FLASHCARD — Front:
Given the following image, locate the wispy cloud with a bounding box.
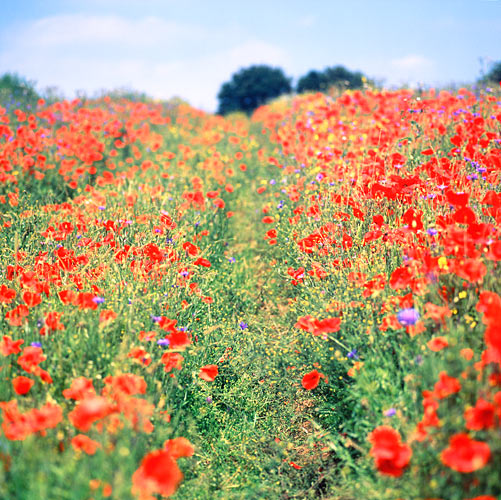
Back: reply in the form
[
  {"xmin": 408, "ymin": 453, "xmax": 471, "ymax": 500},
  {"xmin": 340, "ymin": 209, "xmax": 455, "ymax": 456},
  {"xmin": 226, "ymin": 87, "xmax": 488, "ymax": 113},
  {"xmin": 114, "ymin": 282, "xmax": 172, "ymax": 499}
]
[
  {"xmin": 390, "ymin": 54, "xmax": 433, "ymax": 72},
  {"xmin": 4, "ymin": 14, "xmax": 203, "ymax": 49},
  {"xmin": 0, "ymin": 14, "xmax": 289, "ymax": 111}
]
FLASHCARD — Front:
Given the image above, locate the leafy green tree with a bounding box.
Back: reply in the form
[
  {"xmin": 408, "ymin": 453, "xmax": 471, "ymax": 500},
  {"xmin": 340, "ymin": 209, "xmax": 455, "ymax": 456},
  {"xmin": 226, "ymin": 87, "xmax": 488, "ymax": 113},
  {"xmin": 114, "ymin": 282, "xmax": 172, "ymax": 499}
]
[
  {"xmin": 0, "ymin": 73, "xmax": 40, "ymax": 109},
  {"xmin": 297, "ymin": 65, "xmax": 364, "ymax": 94},
  {"xmin": 480, "ymin": 61, "xmax": 501, "ymax": 85},
  {"xmin": 217, "ymin": 65, "xmax": 292, "ymax": 115}
]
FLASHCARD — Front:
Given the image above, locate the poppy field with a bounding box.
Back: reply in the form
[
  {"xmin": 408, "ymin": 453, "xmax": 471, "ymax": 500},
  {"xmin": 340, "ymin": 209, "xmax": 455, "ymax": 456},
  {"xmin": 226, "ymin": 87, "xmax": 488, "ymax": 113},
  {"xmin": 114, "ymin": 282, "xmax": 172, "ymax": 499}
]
[{"xmin": 0, "ymin": 86, "xmax": 501, "ymax": 500}]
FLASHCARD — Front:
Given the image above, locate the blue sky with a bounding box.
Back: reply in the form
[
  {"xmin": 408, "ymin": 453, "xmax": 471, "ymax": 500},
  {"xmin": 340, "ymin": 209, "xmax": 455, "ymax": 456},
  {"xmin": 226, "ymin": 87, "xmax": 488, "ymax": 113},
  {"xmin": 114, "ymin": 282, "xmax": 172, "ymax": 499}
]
[{"xmin": 1, "ymin": 0, "xmax": 500, "ymax": 111}]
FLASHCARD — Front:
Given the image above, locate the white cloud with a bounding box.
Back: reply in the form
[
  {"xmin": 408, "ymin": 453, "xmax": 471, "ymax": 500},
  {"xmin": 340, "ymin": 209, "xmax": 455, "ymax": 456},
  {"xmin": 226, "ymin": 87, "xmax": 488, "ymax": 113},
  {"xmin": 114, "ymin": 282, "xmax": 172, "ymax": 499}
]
[
  {"xmin": 6, "ymin": 14, "xmax": 202, "ymax": 49},
  {"xmin": 0, "ymin": 14, "xmax": 290, "ymax": 111},
  {"xmin": 390, "ymin": 54, "xmax": 433, "ymax": 72}
]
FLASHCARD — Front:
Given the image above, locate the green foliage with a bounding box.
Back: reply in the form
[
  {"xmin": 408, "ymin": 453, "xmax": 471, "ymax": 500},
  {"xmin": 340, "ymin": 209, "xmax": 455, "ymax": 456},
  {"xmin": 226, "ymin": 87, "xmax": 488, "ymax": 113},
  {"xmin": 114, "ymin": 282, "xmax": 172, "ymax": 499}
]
[
  {"xmin": 217, "ymin": 65, "xmax": 292, "ymax": 115},
  {"xmin": 0, "ymin": 73, "xmax": 40, "ymax": 110},
  {"xmin": 297, "ymin": 65, "xmax": 364, "ymax": 93},
  {"xmin": 480, "ymin": 60, "xmax": 501, "ymax": 85}
]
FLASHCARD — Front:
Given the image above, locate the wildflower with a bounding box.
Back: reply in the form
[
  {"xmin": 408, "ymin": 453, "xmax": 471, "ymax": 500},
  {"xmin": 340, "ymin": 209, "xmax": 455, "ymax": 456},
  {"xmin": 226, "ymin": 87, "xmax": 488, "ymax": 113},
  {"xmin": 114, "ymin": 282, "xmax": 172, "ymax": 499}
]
[
  {"xmin": 397, "ymin": 308, "xmax": 420, "ymax": 326},
  {"xmin": 441, "ymin": 433, "xmax": 490, "ymax": 473},
  {"xmin": 71, "ymin": 434, "xmax": 101, "ymax": 455},
  {"xmin": 132, "ymin": 438, "xmax": 194, "ymax": 500},
  {"xmin": 433, "ymin": 371, "xmax": 461, "ymax": 399},
  {"xmin": 68, "ymin": 396, "xmax": 113, "ymax": 432},
  {"xmin": 302, "ymin": 369, "xmax": 325, "ymax": 390},
  {"xmin": 427, "ymin": 336, "xmax": 449, "ymax": 352},
  {"xmin": 368, "ymin": 426, "xmax": 412, "ymax": 477},
  {"xmin": 12, "ymin": 376, "xmax": 34, "ymax": 395},
  {"xmin": 0, "ymin": 336, "xmax": 24, "ymax": 356},
  {"xmin": 464, "ymin": 398, "xmax": 495, "ymax": 430},
  {"xmin": 199, "ymin": 365, "xmax": 218, "ymax": 382}
]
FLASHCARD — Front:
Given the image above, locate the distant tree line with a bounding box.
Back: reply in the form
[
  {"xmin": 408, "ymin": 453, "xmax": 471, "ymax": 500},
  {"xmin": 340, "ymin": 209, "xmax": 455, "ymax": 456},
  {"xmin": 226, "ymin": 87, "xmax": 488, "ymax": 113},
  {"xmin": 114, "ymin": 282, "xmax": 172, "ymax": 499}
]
[
  {"xmin": 217, "ymin": 64, "xmax": 367, "ymax": 115},
  {"xmin": 0, "ymin": 73, "xmax": 41, "ymax": 110},
  {"xmin": 217, "ymin": 59, "xmax": 501, "ymax": 116},
  {"xmin": 480, "ymin": 61, "xmax": 501, "ymax": 86},
  {"xmin": 1, "ymin": 58, "xmax": 500, "ymax": 118}
]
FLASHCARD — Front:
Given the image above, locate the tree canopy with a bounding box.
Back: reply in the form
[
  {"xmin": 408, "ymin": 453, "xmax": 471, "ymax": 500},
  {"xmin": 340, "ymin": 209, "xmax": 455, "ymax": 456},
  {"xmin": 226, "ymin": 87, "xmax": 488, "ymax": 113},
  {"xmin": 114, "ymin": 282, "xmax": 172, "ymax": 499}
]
[
  {"xmin": 0, "ymin": 73, "xmax": 40, "ymax": 109},
  {"xmin": 480, "ymin": 61, "xmax": 501, "ymax": 85},
  {"xmin": 296, "ymin": 65, "xmax": 364, "ymax": 94},
  {"xmin": 217, "ymin": 65, "xmax": 292, "ymax": 115}
]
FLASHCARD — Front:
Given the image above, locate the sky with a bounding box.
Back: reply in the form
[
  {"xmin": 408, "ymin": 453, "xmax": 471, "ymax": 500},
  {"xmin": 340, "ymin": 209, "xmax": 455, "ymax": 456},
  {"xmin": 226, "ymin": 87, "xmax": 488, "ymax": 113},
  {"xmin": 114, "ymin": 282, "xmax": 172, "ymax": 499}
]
[{"xmin": 0, "ymin": 0, "xmax": 500, "ymax": 112}]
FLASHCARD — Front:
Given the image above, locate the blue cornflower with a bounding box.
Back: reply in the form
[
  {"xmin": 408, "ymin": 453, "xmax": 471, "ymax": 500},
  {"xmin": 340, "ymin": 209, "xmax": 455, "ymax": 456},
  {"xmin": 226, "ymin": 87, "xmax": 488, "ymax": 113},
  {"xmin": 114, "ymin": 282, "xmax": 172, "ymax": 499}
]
[
  {"xmin": 347, "ymin": 349, "xmax": 359, "ymax": 359},
  {"xmin": 397, "ymin": 308, "xmax": 420, "ymax": 326}
]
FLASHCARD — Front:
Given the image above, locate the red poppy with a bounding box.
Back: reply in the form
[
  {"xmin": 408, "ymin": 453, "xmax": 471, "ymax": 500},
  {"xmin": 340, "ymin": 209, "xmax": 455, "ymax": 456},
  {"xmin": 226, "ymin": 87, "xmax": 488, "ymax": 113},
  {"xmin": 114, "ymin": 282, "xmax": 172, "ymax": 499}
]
[
  {"xmin": 464, "ymin": 398, "xmax": 495, "ymax": 430},
  {"xmin": 0, "ymin": 284, "xmax": 16, "ymax": 304},
  {"xmin": 63, "ymin": 377, "xmax": 96, "ymax": 400},
  {"xmin": 295, "ymin": 315, "xmax": 341, "ymax": 335},
  {"xmin": 427, "ymin": 336, "xmax": 449, "ymax": 352},
  {"xmin": 71, "ymin": 434, "xmax": 101, "ymax": 455},
  {"xmin": 131, "ymin": 438, "xmax": 194, "ymax": 499},
  {"xmin": 0, "ymin": 336, "xmax": 24, "ymax": 357},
  {"xmin": 5, "ymin": 304, "xmax": 29, "ymax": 326},
  {"xmin": 302, "ymin": 369, "xmax": 324, "ymax": 390},
  {"xmin": 433, "ymin": 371, "xmax": 461, "ymax": 399},
  {"xmin": 68, "ymin": 396, "xmax": 113, "ymax": 432},
  {"xmin": 17, "ymin": 346, "xmax": 46, "ymax": 374},
  {"xmin": 193, "ymin": 257, "xmax": 211, "ymax": 267},
  {"xmin": 367, "ymin": 426, "xmax": 412, "ymax": 477},
  {"xmin": 161, "ymin": 352, "xmax": 184, "ymax": 372},
  {"xmin": 99, "ymin": 309, "xmax": 117, "ymax": 324},
  {"xmin": 441, "ymin": 433, "xmax": 490, "ymax": 473},
  {"xmin": 182, "ymin": 241, "xmax": 199, "ymax": 257},
  {"xmin": 199, "ymin": 365, "xmax": 218, "ymax": 382},
  {"xmin": 12, "ymin": 376, "xmax": 34, "ymax": 395},
  {"xmin": 22, "ymin": 291, "xmax": 42, "ymax": 308}
]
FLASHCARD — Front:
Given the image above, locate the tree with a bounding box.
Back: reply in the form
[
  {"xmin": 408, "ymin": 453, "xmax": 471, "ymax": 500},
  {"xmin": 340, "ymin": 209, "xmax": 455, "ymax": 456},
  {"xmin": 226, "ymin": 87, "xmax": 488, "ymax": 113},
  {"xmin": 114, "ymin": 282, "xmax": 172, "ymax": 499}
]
[
  {"xmin": 480, "ymin": 61, "xmax": 501, "ymax": 85},
  {"xmin": 217, "ymin": 65, "xmax": 292, "ymax": 115},
  {"xmin": 297, "ymin": 65, "xmax": 364, "ymax": 94},
  {"xmin": 0, "ymin": 73, "xmax": 40, "ymax": 109}
]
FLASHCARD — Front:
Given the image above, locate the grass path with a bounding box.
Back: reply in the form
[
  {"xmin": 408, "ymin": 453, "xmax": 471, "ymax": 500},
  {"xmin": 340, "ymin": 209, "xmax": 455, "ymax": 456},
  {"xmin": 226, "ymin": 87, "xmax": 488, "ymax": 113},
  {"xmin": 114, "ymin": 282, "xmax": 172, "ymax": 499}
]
[{"xmin": 175, "ymin": 170, "xmax": 339, "ymax": 499}]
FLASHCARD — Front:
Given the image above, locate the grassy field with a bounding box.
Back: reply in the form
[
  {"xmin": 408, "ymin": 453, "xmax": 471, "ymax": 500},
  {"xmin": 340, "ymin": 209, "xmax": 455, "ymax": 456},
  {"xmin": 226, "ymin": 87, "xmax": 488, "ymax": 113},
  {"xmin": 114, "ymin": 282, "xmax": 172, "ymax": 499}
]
[{"xmin": 0, "ymin": 87, "xmax": 500, "ymax": 500}]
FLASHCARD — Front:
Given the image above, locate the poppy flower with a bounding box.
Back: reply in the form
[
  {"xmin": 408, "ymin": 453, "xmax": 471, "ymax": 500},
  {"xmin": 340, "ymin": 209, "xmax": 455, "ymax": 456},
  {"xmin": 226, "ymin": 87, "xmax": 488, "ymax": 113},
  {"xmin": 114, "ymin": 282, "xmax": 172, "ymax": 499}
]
[
  {"xmin": 464, "ymin": 497, "xmax": 497, "ymax": 500},
  {"xmin": 0, "ymin": 336, "xmax": 24, "ymax": 357},
  {"xmin": 433, "ymin": 371, "xmax": 461, "ymax": 399},
  {"xmin": 193, "ymin": 257, "xmax": 211, "ymax": 267},
  {"xmin": 302, "ymin": 369, "xmax": 324, "ymax": 390},
  {"xmin": 427, "ymin": 336, "xmax": 449, "ymax": 352},
  {"xmin": 464, "ymin": 398, "xmax": 495, "ymax": 430},
  {"xmin": 12, "ymin": 376, "xmax": 34, "ymax": 395},
  {"xmin": 160, "ymin": 352, "xmax": 184, "ymax": 372},
  {"xmin": 132, "ymin": 449, "xmax": 182, "ymax": 499},
  {"xmin": 131, "ymin": 438, "xmax": 193, "ymax": 500},
  {"xmin": 63, "ymin": 377, "xmax": 96, "ymax": 400},
  {"xmin": 71, "ymin": 434, "xmax": 101, "ymax": 455},
  {"xmin": 441, "ymin": 433, "xmax": 490, "ymax": 473},
  {"xmin": 199, "ymin": 365, "xmax": 218, "ymax": 382},
  {"xmin": 367, "ymin": 426, "xmax": 412, "ymax": 477},
  {"xmin": 68, "ymin": 396, "xmax": 113, "ymax": 432}
]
